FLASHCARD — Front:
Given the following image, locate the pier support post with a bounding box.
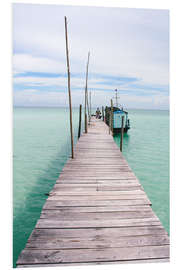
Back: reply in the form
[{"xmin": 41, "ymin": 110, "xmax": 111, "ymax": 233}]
[
  {"xmin": 89, "ymin": 91, "xmax": 91, "ymax": 124},
  {"xmin": 64, "ymin": 16, "xmax": 74, "ymax": 158},
  {"xmin": 120, "ymin": 116, "xmax": 124, "ymax": 152},
  {"xmin": 102, "ymin": 106, "xmax": 104, "ymax": 121},
  {"xmin": 111, "ymin": 99, "xmax": 113, "ymax": 136},
  {"xmin": 109, "ymin": 117, "xmax": 111, "ymax": 134},
  {"xmin": 78, "ymin": 104, "xmax": 82, "ymax": 139}
]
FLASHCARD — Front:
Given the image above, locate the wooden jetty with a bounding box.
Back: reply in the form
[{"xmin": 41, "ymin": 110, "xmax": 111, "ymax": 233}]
[{"xmin": 16, "ymin": 118, "xmax": 169, "ymax": 267}]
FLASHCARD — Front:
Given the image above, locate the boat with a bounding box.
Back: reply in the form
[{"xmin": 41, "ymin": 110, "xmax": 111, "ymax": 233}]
[{"xmin": 104, "ymin": 89, "xmax": 130, "ymax": 134}]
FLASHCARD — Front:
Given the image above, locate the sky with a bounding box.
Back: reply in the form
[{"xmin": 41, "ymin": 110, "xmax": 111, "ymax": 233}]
[{"xmin": 13, "ymin": 3, "xmax": 169, "ymax": 109}]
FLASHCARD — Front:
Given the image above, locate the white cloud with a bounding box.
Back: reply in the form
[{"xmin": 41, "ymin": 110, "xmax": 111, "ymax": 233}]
[
  {"xmin": 13, "ymin": 88, "xmax": 169, "ymax": 110},
  {"xmin": 13, "ymin": 4, "xmax": 169, "ymax": 108},
  {"xmin": 13, "ymin": 54, "xmax": 66, "ymax": 74},
  {"xmin": 14, "ymin": 89, "xmax": 85, "ymax": 107}
]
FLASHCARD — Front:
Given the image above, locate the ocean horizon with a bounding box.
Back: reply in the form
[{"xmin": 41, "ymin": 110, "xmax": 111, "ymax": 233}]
[{"xmin": 13, "ymin": 105, "xmax": 169, "ymax": 111}]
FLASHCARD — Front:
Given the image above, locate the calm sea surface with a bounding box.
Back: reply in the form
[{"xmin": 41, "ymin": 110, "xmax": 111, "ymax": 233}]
[{"xmin": 13, "ymin": 107, "xmax": 169, "ymax": 267}]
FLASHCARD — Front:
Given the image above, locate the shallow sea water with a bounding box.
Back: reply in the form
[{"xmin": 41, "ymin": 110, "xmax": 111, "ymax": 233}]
[{"xmin": 13, "ymin": 107, "xmax": 169, "ymax": 267}]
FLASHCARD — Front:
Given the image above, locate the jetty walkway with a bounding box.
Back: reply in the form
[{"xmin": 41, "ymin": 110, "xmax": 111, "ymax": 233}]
[{"xmin": 17, "ymin": 117, "xmax": 169, "ymax": 267}]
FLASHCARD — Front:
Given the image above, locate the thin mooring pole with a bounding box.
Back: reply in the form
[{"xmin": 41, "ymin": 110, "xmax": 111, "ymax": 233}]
[
  {"xmin": 111, "ymin": 99, "xmax": 113, "ymax": 136},
  {"xmin": 78, "ymin": 104, "xmax": 82, "ymax": 139},
  {"xmin": 85, "ymin": 52, "xmax": 90, "ymax": 133},
  {"xmin": 102, "ymin": 106, "xmax": 104, "ymax": 121},
  {"xmin": 109, "ymin": 116, "xmax": 111, "ymax": 134},
  {"xmin": 89, "ymin": 91, "xmax": 91, "ymax": 123},
  {"xmin": 120, "ymin": 116, "xmax": 124, "ymax": 152},
  {"xmin": 87, "ymin": 91, "xmax": 90, "ymax": 125},
  {"xmin": 64, "ymin": 16, "xmax": 74, "ymax": 158}
]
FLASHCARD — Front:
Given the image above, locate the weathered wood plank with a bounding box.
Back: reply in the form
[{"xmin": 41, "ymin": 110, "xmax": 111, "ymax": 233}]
[
  {"xmin": 58, "ymin": 176, "xmax": 138, "ymax": 180},
  {"xmin": 17, "ymin": 245, "xmax": 169, "ymax": 265},
  {"xmin": 48, "ymin": 190, "xmax": 145, "ymax": 196},
  {"xmin": 36, "ymin": 217, "xmax": 161, "ymax": 229},
  {"xmin": 44, "ymin": 199, "xmax": 151, "ymax": 207},
  {"xmin": 28, "ymin": 226, "xmax": 167, "ymax": 241},
  {"xmin": 51, "ymin": 186, "xmax": 141, "ymax": 192},
  {"xmin": 16, "ymin": 258, "xmax": 170, "ymax": 267},
  {"xmin": 42, "ymin": 205, "xmax": 151, "ymax": 212},
  {"xmin": 53, "ymin": 183, "xmax": 141, "ymax": 187},
  {"xmin": 56, "ymin": 180, "xmax": 139, "ymax": 184},
  {"xmin": 40, "ymin": 209, "xmax": 155, "ymax": 219},
  {"xmin": 26, "ymin": 234, "xmax": 169, "ymax": 249},
  {"xmin": 47, "ymin": 194, "xmax": 149, "ymax": 201}
]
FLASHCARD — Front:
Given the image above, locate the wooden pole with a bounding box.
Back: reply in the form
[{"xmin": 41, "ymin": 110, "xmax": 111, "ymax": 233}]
[
  {"xmin": 64, "ymin": 16, "xmax": 74, "ymax": 159},
  {"xmin": 120, "ymin": 116, "xmax": 124, "ymax": 152},
  {"xmin": 89, "ymin": 91, "xmax": 91, "ymax": 123},
  {"xmin": 102, "ymin": 106, "xmax": 104, "ymax": 121},
  {"xmin": 85, "ymin": 92, "xmax": 87, "ymax": 133},
  {"xmin": 111, "ymin": 99, "xmax": 113, "ymax": 136},
  {"xmin": 87, "ymin": 91, "xmax": 90, "ymax": 125},
  {"xmin": 109, "ymin": 116, "xmax": 111, "ymax": 134},
  {"xmin": 78, "ymin": 104, "xmax": 82, "ymax": 139},
  {"xmin": 85, "ymin": 52, "xmax": 90, "ymax": 133},
  {"xmin": 87, "ymin": 89, "xmax": 89, "ymax": 125}
]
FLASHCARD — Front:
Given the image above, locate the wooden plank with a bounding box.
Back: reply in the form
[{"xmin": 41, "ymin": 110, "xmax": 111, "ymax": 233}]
[
  {"xmin": 17, "ymin": 245, "xmax": 169, "ymax": 265},
  {"xmin": 60, "ymin": 172, "xmax": 135, "ymax": 175},
  {"xmin": 36, "ymin": 217, "xmax": 161, "ymax": 229},
  {"xmin": 47, "ymin": 194, "xmax": 149, "ymax": 200},
  {"xmin": 51, "ymin": 186, "xmax": 141, "ymax": 192},
  {"xmin": 53, "ymin": 183, "xmax": 141, "ymax": 188},
  {"xmin": 28, "ymin": 226, "xmax": 167, "ymax": 241},
  {"xmin": 17, "ymin": 258, "xmax": 170, "ymax": 267},
  {"xmin": 54, "ymin": 183, "xmax": 141, "ymax": 187},
  {"xmin": 40, "ymin": 209, "xmax": 155, "ymax": 219},
  {"xmin": 48, "ymin": 190, "xmax": 146, "ymax": 196},
  {"xmin": 58, "ymin": 176, "xmax": 138, "ymax": 180},
  {"xmin": 26, "ymin": 234, "xmax": 169, "ymax": 249},
  {"xmin": 56, "ymin": 180, "xmax": 139, "ymax": 184},
  {"xmin": 44, "ymin": 199, "xmax": 151, "ymax": 206},
  {"xmin": 42, "ymin": 205, "xmax": 152, "ymax": 212}
]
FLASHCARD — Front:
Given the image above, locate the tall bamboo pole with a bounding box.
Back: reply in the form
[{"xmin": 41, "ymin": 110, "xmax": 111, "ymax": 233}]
[
  {"xmin": 64, "ymin": 16, "xmax": 74, "ymax": 158},
  {"xmin": 85, "ymin": 52, "xmax": 90, "ymax": 133}
]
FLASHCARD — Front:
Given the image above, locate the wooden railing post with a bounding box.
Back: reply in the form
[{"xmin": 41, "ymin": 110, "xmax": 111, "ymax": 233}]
[
  {"xmin": 64, "ymin": 16, "xmax": 74, "ymax": 159},
  {"xmin": 78, "ymin": 104, "xmax": 82, "ymax": 139},
  {"xmin": 111, "ymin": 99, "xmax": 113, "ymax": 136},
  {"xmin": 120, "ymin": 116, "xmax": 124, "ymax": 152}
]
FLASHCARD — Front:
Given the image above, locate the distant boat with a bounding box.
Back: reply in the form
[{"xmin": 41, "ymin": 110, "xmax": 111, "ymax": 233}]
[{"xmin": 104, "ymin": 89, "xmax": 130, "ymax": 134}]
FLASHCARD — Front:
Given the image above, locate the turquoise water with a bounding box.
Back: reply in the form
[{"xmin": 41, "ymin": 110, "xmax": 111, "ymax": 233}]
[
  {"xmin": 114, "ymin": 110, "xmax": 169, "ymax": 233},
  {"xmin": 13, "ymin": 107, "xmax": 82, "ymax": 267},
  {"xmin": 13, "ymin": 108, "xmax": 169, "ymax": 267}
]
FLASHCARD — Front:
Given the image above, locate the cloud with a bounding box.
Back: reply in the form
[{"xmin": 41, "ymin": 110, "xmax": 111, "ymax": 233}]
[
  {"xmin": 13, "ymin": 4, "xmax": 169, "ymax": 109},
  {"xmin": 13, "ymin": 88, "xmax": 169, "ymax": 110},
  {"xmin": 13, "ymin": 54, "xmax": 66, "ymax": 74},
  {"xmin": 13, "ymin": 89, "xmax": 85, "ymax": 107}
]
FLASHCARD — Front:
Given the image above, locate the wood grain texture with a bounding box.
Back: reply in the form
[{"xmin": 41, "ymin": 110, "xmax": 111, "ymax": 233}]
[
  {"xmin": 16, "ymin": 117, "xmax": 169, "ymax": 267},
  {"xmin": 17, "ymin": 245, "xmax": 169, "ymax": 265}
]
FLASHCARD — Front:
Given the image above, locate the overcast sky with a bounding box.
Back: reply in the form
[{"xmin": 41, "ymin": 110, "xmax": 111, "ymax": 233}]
[{"xmin": 13, "ymin": 3, "xmax": 169, "ymax": 109}]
